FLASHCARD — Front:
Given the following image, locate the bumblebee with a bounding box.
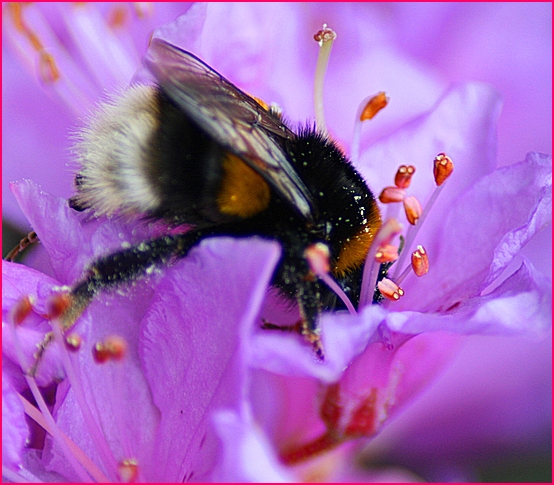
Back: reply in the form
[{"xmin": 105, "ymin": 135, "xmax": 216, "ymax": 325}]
[{"xmin": 62, "ymin": 38, "xmax": 382, "ymax": 358}]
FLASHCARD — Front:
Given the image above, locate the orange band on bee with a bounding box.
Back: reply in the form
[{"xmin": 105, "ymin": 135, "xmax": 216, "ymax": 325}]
[
  {"xmin": 333, "ymin": 209, "xmax": 381, "ymax": 277},
  {"xmin": 217, "ymin": 153, "xmax": 271, "ymax": 218}
]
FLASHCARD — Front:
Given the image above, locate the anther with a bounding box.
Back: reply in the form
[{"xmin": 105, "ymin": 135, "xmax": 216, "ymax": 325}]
[
  {"xmin": 313, "ymin": 24, "xmax": 337, "ymax": 45},
  {"xmin": 306, "ymin": 243, "xmax": 357, "ymax": 315},
  {"xmin": 65, "ymin": 333, "xmax": 83, "ymax": 352},
  {"xmin": 107, "ymin": 5, "xmax": 128, "ymax": 28},
  {"xmin": 403, "ymin": 195, "xmax": 423, "ymax": 225},
  {"xmin": 305, "ymin": 242, "xmax": 331, "ymax": 275},
  {"xmin": 38, "ymin": 52, "xmax": 61, "ymax": 83},
  {"xmin": 93, "ymin": 335, "xmax": 127, "ymax": 363},
  {"xmin": 132, "ymin": 3, "xmax": 154, "ymax": 19},
  {"xmin": 433, "ymin": 153, "xmax": 454, "ymax": 186},
  {"xmin": 46, "ymin": 293, "xmax": 72, "ymax": 319},
  {"xmin": 118, "ymin": 459, "xmax": 139, "ymax": 483},
  {"xmin": 375, "ymin": 244, "xmax": 398, "ymax": 263},
  {"xmin": 379, "ymin": 186, "xmax": 406, "ymax": 203},
  {"xmin": 411, "ymin": 245, "xmax": 429, "ymax": 277},
  {"xmin": 360, "ymin": 92, "xmax": 388, "ymax": 121},
  {"xmin": 377, "ymin": 278, "xmax": 404, "ymax": 301},
  {"xmin": 394, "ymin": 165, "xmax": 416, "ymax": 189},
  {"xmin": 10, "ymin": 295, "xmax": 35, "ymax": 325}
]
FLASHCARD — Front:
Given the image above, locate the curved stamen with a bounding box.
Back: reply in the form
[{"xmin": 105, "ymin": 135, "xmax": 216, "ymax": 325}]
[{"xmin": 313, "ymin": 24, "xmax": 336, "ymax": 136}]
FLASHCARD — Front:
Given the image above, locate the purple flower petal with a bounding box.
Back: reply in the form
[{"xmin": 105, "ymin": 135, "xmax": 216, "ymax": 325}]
[
  {"xmin": 10, "ymin": 180, "xmax": 92, "ymax": 284},
  {"xmin": 387, "ymin": 260, "xmax": 551, "ymax": 337},
  {"xmin": 2, "ymin": 373, "xmax": 28, "ymax": 470},
  {"xmin": 2, "ymin": 261, "xmax": 65, "ymax": 386},
  {"xmin": 249, "ymin": 302, "xmax": 386, "ymax": 382},
  {"xmin": 211, "ymin": 409, "xmax": 295, "ymax": 482},
  {"xmin": 139, "ymin": 237, "xmax": 280, "ymax": 481}
]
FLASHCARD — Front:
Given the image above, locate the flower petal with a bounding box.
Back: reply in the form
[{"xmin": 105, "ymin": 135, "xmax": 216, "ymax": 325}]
[
  {"xmin": 2, "ymin": 261, "xmax": 65, "ymax": 386},
  {"xmin": 386, "ymin": 259, "xmax": 551, "ymax": 337},
  {"xmin": 140, "ymin": 237, "xmax": 280, "ymax": 482},
  {"xmin": 10, "ymin": 180, "xmax": 91, "ymax": 283},
  {"xmin": 2, "ymin": 373, "xmax": 28, "ymax": 470},
  {"xmin": 211, "ymin": 409, "xmax": 295, "ymax": 482},
  {"xmin": 249, "ymin": 303, "xmax": 385, "ymax": 383}
]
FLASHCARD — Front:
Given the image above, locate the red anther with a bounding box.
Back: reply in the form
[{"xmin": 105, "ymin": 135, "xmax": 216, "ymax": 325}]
[
  {"xmin": 313, "ymin": 24, "xmax": 337, "ymax": 45},
  {"xmin": 118, "ymin": 459, "xmax": 139, "ymax": 483},
  {"xmin": 374, "ymin": 244, "xmax": 398, "ymax": 263},
  {"xmin": 360, "ymin": 91, "xmax": 388, "ymax": 121},
  {"xmin": 11, "ymin": 295, "xmax": 35, "ymax": 325},
  {"xmin": 93, "ymin": 335, "xmax": 127, "ymax": 363},
  {"xmin": 379, "ymin": 186, "xmax": 406, "ymax": 203},
  {"xmin": 108, "ymin": 5, "xmax": 128, "ymax": 28},
  {"xmin": 377, "ymin": 278, "xmax": 404, "ymax": 301},
  {"xmin": 65, "ymin": 333, "xmax": 83, "ymax": 352},
  {"xmin": 47, "ymin": 293, "xmax": 72, "ymax": 319},
  {"xmin": 394, "ymin": 165, "xmax": 416, "ymax": 189},
  {"xmin": 93, "ymin": 342, "xmax": 110, "ymax": 364},
  {"xmin": 305, "ymin": 242, "xmax": 331, "ymax": 275},
  {"xmin": 403, "ymin": 195, "xmax": 423, "ymax": 225},
  {"xmin": 105, "ymin": 335, "xmax": 127, "ymax": 361},
  {"xmin": 433, "ymin": 153, "xmax": 454, "ymax": 186},
  {"xmin": 411, "ymin": 245, "xmax": 429, "ymax": 277}
]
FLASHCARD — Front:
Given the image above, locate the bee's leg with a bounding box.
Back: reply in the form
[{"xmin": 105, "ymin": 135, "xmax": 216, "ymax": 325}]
[
  {"xmin": 29, "ymin": 230, "xmax": 203, "ymax": 376},
  {"xmin": 261, "ymin": 319, "xmax": 303, "ymax": 333},
  {"xmin": 297, "ymin": 280, "xmax": 325, "ymax": 360},
  {"xmin": 4, "ymin": 230, "xmax": 38, "ymax": 262}
]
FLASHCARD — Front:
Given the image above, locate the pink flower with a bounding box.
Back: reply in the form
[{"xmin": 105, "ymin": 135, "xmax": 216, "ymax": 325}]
[{"xmin": 3, "ymin": 3, "xmax": 551, "ymax": 482}]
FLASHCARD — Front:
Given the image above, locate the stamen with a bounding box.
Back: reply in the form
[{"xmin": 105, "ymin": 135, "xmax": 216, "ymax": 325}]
[
  {"xmin": 313, "ymin": 24, "xmax": 337, "ymax": 136},
  {"xmin": 305, "ymin": 243, "xmax": 357, "ymax": 315},
  {"xmin": 379, "ymin": 186, "xmax": 406, "ymax": 203},
  {"xmin": 118, "ymin": 459, "xmax": 139, "ymax": 482},
  {"xmin": 17, "ymin": 393, "xmax": 110, "ymax": 483},
  {"xmin": 394, "ymin": 165, "xmax": 416, "ymax": 189},
  {"xmin": 374, "ymin": 244, "xmax": 398, "ymax": 263},
  {"xmin": 411, "ymin": 245, "xmax": 429, "ymax": 277},
  {"xmin": 49, "ymin": 317, "xmax": 119, "ymax": 478},
  {"xmin": 403, "ymin": 195, "xmax": 423, "ymax": 225},
  {"xmin": 8, "ymin": 317, "xmax": 99, "ymax": 481},
  {"xmin": 37, "ymin": 51, "xmax": 60, "ymax": 84},
  {"xmin": 10, "ymin": 295, "xmax": 35, "ymax": 325},
  {"xmin": 377, "ymin": 278, "xmax": 404, "ymax": 301},
  {"xmin": 392, "ymin": 153, "xmax": 454, "ymax": 279},
  {"xmin": 433, "ymin": 153, "xmax": 454, "ymax": 186},
  {"xmin": 93, "ymin": 335, "xmax": 128, "ymax": 363},
  {"xmin": 46, "ymin": 293, "xmax": 72, "ymax": 319},
  {"xmin": 107, "ymin": 5, "xmax": 128, "ymax": 28},
  {"xmin": 65, "ymin": 333, "xmax": 83, "ymax": 352},
  {"xmin": 351, "ymin": 92, "xmax": 389, "ymax": 164},
  {"xmin": 6, "ymin": 5, "xmax": 61, "ymax": 84},
  {"xmin": 390, "ymin": 246, "xmax": 429, "ymax": 288},
  {"xmin": 360, "ymin": 91, "xmax": 389, "ymax": 121},
  {"xmin": 359, "ymin": 219, "xmax": 403, "ymax": 307},
  {"xmin": 132, "ymin": 3, "xmax": 154, "ymax": 19}
]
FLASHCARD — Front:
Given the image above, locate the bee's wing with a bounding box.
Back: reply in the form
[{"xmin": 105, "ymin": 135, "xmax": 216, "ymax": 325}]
[{"xmin": 144, "ymin": 38, "xmax": 316, "ymax": 224}]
